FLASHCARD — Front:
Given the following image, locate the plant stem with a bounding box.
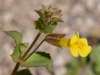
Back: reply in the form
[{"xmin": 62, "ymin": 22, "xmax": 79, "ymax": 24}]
[
  {"xmin": 11, "ymin": 62, "xmax": 20, "ymax": 75},
  {"xmin": 21, "ymin": 32, "xmax": 41, "ymax": 60},
  {"xmin": 24, "ymin": 39, "xmax": 45, "ymax": 61},
  {"xmin": 11, "ymin": 32, "xmax": 41, "ymax": 75}
]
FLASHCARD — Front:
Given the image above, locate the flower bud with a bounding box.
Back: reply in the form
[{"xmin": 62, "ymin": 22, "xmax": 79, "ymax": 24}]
[
  {"xmin": 34, "ymin": 5, "xmax": 63, "ymax": 34},
  {"xmin": 45, "ymin": 34, "xmax": 65, "ymax": 48}
]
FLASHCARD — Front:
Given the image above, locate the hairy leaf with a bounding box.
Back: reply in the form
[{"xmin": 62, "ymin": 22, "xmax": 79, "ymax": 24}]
[
  {"xmin": 19, "ymin": 43, "xmax": 29, "ymax": 54},
  {"xmin": 4, "ymin": 31, "xmax": 27, "ymax": 62},
  {"xmin": 20, "ymin": 52, "xmax": 53, "ymax": 71},
  {"xmin": 4, "ymin": 30, "xmax": 22, "ymax": 45}
]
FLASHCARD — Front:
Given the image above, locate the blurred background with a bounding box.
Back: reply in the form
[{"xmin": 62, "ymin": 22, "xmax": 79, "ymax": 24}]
[{"xmin": 0, "ymin": 0, "xmax": 100, "ymax": 75}]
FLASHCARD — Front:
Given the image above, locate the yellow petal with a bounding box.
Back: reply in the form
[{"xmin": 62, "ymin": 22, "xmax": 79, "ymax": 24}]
[
  {"xmin": 79, "ymin": 38, "xmax": 88, "ymax": 46},
  {"xmin": 60, "ymin": 38, "xmax": 70, "ymax": 48},
  {"xmin": 79, "ymin": 46, "xmax": 92, "ymax": 57},
  {"xmin": 70, "ymin": 35, "xmax": 78, "ymax": 46},
  {"xmin": 76, "ymin": 31, "xmax": 79, "ymax": 38},
  {"xmin": 70, "ymin": 47, "xmax": 78, "ymax": 57}
]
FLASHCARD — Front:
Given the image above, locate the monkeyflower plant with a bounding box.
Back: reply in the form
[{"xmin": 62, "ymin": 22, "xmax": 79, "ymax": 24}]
[{"xmin": 4, "ymin": 5, "xmax": 92, "ymax": 75}]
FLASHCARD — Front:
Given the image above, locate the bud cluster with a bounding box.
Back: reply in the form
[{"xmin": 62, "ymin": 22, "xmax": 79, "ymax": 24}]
[{"xmin": 34, "ymin": 5, "xmax": 63, "ymax": 34}]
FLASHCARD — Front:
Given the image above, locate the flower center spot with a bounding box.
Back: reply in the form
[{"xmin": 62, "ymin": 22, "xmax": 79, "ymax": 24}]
[{"xmin": 75, "ymin": 41, "xmax": 85, "ymax": 49}]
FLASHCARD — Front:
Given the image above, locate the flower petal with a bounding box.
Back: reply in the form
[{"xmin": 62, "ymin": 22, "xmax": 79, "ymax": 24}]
[
  {"xmin": 76, "ymin": 31, "xmax": 79, "ymax": 38},
  {"xmin": 79, "ymin": 38, "xmax": 88, "ymax": 45},
  {"xmin": 70, "ymin": 35, "xmax": 78, "ymax": 45},
  {"xmin": 79, "ymin": 46, "xmax": 92, "ymax": 57},
  {"xmin": 60, "ymin": 38, "xmax": 70, "ymax": 48},
  {"xmin": 70, "ymin": 47, "xmax": 78, "ymax": 57}
]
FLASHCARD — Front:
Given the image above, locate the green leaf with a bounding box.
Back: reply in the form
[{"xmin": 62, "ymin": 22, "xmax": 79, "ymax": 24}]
[
  {"xmin": 16, "ymin": 69, "xmax": 32, "ymax": 75},
  {"xmin": 4, "ymin": 30, "xmax": 22, "ymax": 45},
  {"xmin": 11, "ymin": 45, "xmax": 20, "ymax": 62},
  {"xmin": 94, "ymin": 64, "xmax": 100, "ymax": 73},
  {"xmin": 12, "ymin": 43, "xmax": 28, "ymax": 62},
  {"xmin": 34, "ymin": 18, "xmax": 57, "ymax": 34},
  {"xmin": 19, "ymin": 43, "xmax": 29, "ymax": 54},
  {"xmin": 86, "ymin": 72, "xmax": 94, "ymax": 75},
  {"xmin": 90, "ymin": 44, "xmax": 100, "ymax": 74},
  {"xmin": 4, "ymin": 31, "xmax": 23, "ymax": 62},
  {"xmin": 35, "ymin": 10, "xmax": 43, "ymax": 18},
  {"xmin": 79, "ymin": 57, "xmax": 88, "ymax": 67},
  {"xmin": 41, "ymin": 24, "xmax": 56, "ymax": 34},
  {"xmin": 20, "ymin": 52, "xmax": 53, "ymax": 71},
  {"xmin": 90, "ymin": 45, "xmax": 100, "ymax": 63},
  {"xmin": 66, "ymin": 59, "xmax": 79, "ymax": 68}
]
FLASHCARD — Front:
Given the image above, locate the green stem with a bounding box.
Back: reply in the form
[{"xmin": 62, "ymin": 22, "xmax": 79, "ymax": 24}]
[
  {"xmin": 24, "ymin": 39, "xmax": 45, "ymax": 61},
  {"xmin": 21, "ymin": 32, "xmax": 41, "ymax": 60},
  {"xmin": 11, "ymin": 62, "xmax": 20, "ymax": 75}
]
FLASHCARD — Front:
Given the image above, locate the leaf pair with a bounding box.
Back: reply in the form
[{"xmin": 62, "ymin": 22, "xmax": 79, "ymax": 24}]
[{"xmin": 5, "ymin": 31, "xmax": 53, "ymax": 71}]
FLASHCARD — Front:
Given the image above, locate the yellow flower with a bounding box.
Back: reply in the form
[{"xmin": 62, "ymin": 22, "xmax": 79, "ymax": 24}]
[{"xmin": 60, "ymin": 31, "xmax": 92, "ymax": 57}]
